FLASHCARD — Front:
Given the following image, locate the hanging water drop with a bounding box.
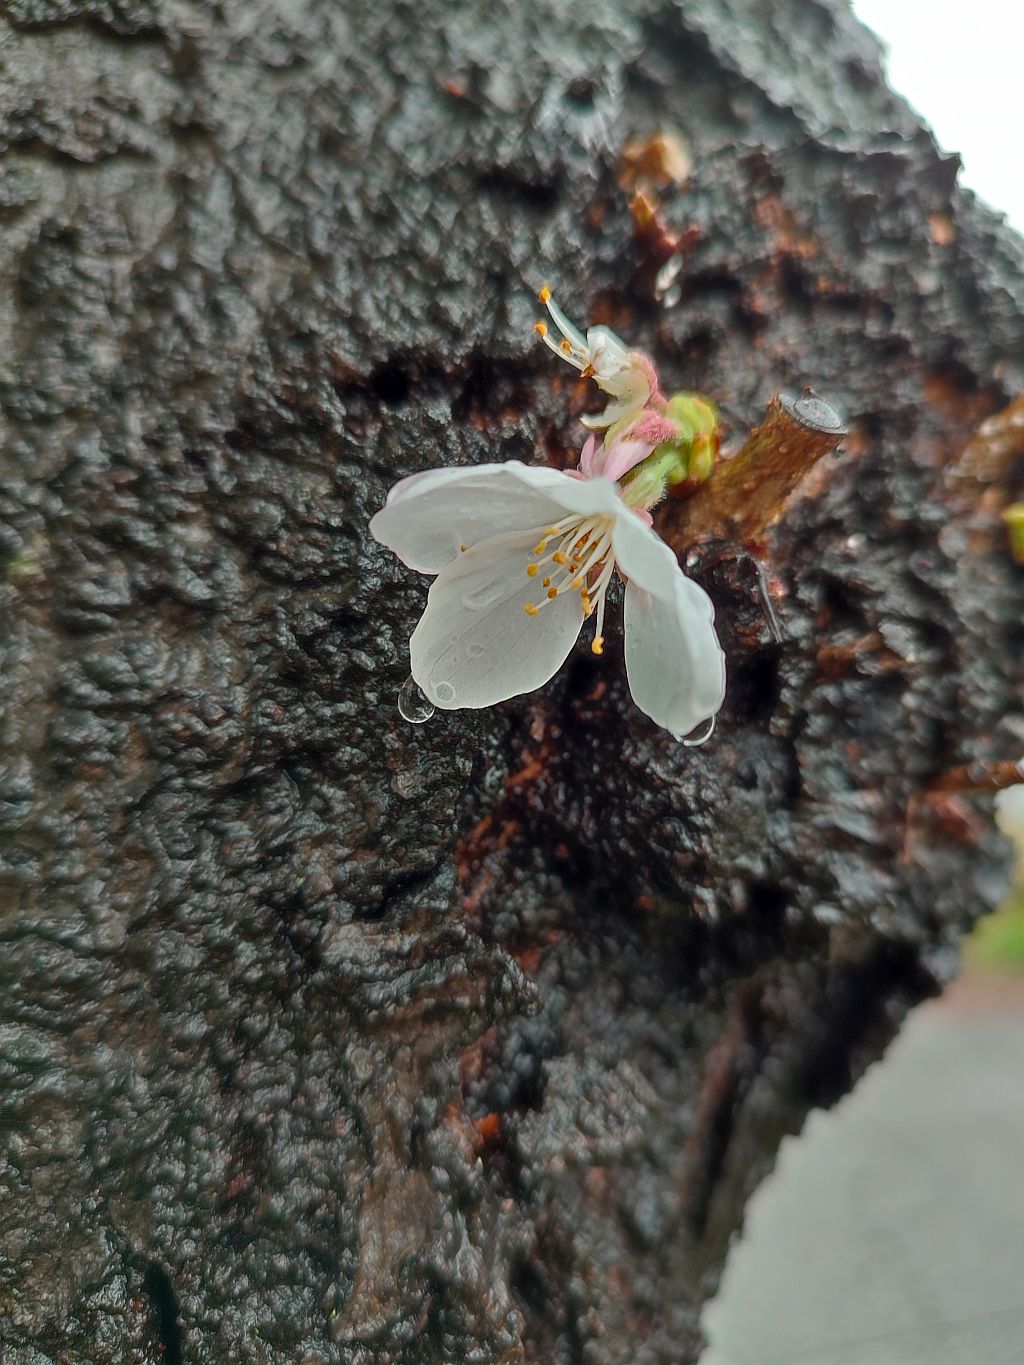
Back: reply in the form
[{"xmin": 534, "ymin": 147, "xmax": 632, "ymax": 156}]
[
  {"xmin": 682, "ymin": 715, "xmax": 716, "ymax": 748},
  {"xmin": 398, "ymin": 674, "xmax": 435, "ymax": 724}
]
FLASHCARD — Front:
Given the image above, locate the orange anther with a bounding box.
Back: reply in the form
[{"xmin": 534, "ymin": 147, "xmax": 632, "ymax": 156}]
[{"xmin": 539, "ymin": 285, "xmax": 552, "ymax": 303}]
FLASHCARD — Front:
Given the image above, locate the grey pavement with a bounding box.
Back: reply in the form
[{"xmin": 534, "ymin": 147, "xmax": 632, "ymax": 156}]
[{"xmin": 701, "ymin": 974, "xmax": 1024, "ymax": 1365}]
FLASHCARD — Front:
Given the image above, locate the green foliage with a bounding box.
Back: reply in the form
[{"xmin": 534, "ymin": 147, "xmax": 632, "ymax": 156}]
[{"xmin": 968, "ymin": 891, "xmax": 1024, "ymax": 968}]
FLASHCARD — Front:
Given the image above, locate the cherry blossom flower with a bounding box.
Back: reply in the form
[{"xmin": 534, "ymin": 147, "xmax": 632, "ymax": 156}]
[
  {"xmin": 534, "ymin": 287, "xmax": 665, "ymax": 439},
  {"xmin": 370, "ymin": 459, "xmax": 725, "ymax": 739}
]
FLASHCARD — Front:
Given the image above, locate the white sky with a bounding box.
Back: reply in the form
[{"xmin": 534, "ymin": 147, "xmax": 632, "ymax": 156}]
[{"xmin": 852, "ymin": 0, "xmax": 1023, "ymax": 232}]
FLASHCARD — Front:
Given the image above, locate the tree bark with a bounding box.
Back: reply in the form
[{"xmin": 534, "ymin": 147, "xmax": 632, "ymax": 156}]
[{"xmin": 1, "ymin": 1, "xmax": 1022, "ymax": 1362}]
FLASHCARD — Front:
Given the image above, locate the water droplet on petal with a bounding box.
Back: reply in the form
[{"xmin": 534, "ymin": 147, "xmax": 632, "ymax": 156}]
[
  {"xmin": 682, "ymin": 714, "xmax": 716, "ymax": 748},
  {"xmin": 461, "ymin": 582, "xmax": 505, "ymax": 611},
  {"xmin": 398, "ymin": 674, "xmax": 435, "ymax": 724},
  {"xmin": 434, "ymin": 681, "xmax": 457, "ymax": 704}
]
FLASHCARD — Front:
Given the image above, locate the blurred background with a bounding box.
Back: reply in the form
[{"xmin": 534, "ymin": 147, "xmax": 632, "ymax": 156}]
[
  {"xmin": 853, "ymin": 0, "xmax": 1023, "ymax": 233},
  {"xmin": 702, "ymin": 4, "xmax": 1024, "ymax": 1361}
]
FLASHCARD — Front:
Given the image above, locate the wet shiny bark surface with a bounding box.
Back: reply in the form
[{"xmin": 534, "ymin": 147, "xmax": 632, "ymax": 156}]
[{"xmin": 1, "ymin": 1, "xmax": 1023, "ymax": 1361}]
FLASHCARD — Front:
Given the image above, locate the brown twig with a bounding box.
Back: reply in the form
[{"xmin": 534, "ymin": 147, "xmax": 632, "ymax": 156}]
[
  {"xmin": 925, "ymin": 758, "xmax": 1024, "ymax": 796},
  {"xmin": 666, "ymin": 391, "xmax": 847, "ymax": 544}
]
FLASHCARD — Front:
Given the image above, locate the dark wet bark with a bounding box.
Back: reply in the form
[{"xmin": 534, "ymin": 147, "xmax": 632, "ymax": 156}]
[{"xmin": 2, "ymin": 1, "xmax": 1023, "ymax": 1362}]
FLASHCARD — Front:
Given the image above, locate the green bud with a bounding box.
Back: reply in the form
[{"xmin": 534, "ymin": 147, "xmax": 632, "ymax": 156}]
[
  {"xmin": 620, "ymin": 391, "xmax": 720, "ymax": 510},
  {"xmin": 664, "ymin": 392, "xmax": 719, "ymax": 484}
]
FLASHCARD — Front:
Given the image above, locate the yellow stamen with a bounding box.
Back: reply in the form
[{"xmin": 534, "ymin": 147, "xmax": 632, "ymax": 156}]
[
  {"xmin": 571, "ymin": 577, "xmax": 583, "ymax": 589},
  {"xmin": 560, "ymin": 339, "xmax": 572, "ymax": 354},
  {"xmin": 534, "ymin": 320, "xmax": 548, "ymax": 337},
  {"xmin": 527, "ymin": 564, "xmax": 539, "ymax": 577},
  {"xmin": 534, "ymin": 540, "xmax": 547, "ymax": 554},
  {"xmin": 552, "ymin": 551, "xmax": 570, "ymax": 566},
  {"xmin": 543, "ymin": 577, "xmax": 551, "ymax": 587},
  {"xmin": 524, "ymin": 602, "xmax": 539, "ymax": 617},
  {"xmin": 460, "ymin": 544, "xmax": 469, "ymax": 552},
  {"xmin": 539, "ymin": 284, "xmax": 552, "ymax": 303},
  {"xmin": 547, "ymin": 587, "xmax": 558, "ymax": 599},
  {"xmin": 591, "ymin": 636, "xmax": 605, "ymax": 656},
  {"xmin": 542, "ymin": 526, "xmax": 561, "ymax": 536}
]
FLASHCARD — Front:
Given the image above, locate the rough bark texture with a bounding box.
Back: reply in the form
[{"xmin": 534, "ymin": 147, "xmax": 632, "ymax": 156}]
[{"xmin": 1, "ymin": 1, "xmax": 1023, "ymax": 1362}]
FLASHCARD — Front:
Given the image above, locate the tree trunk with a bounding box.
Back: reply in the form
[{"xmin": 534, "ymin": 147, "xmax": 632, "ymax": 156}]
[{"xmin": 2, "ymin": 1, "xmax": 1022, "ymax": 1362}]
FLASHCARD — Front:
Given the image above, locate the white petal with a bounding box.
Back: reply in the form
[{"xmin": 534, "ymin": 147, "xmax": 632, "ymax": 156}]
[
  {"xmin": 586, "ymin": 326, "xmax": 630, "ymax": 375},
  {"xmin": 597, "ymin": 363, "xmax": 649, "ymax": 403},
  {"xmin": 624, "ymin": 572, "xmax": 726, "ymax": 739},
  {"xmin": 499, "ymin": 462, "xmax": 619, "ymax": 511},
  {"xmin": 410, "ymin": 529, "xmax": 585, "ymax": 709},
  {"xmin": 370, "ymin": 463, "xmax": 574, "ymax": 573},
  {"xmin": 611, "ymin": 508, "xmax": 682, "ymax": 597}
]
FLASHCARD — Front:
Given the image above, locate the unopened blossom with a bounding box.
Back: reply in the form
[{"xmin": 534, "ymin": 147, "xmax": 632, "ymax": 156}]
[
  {"xmin": 370, "ymin": 457, "xmax": 725, "ymax": 740},
  {"xmin": 534, "ymin": 287, "xmax": 664, "ymax": 440},
  {"xmin": 534, "ymin": 290, "xmax": 719, "ymax": 495}
]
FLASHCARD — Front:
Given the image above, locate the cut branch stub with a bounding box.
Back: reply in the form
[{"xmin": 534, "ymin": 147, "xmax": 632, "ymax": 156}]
[{"xmin": 666, "ymin": 391, "xmax": 847, "ymax": 545}]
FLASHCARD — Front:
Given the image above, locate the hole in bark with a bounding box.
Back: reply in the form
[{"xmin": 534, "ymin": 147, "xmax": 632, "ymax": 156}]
[
  {"xmin": 820, "ymin": 575, "xmax": 867, "ymax": 630},
  {"xmin": 475, "ymin": 167, "xmax": 559, "ymax": 212},
  {"xmin": 510, "ymin": 1256, "xmax": 548, "ymax": 1316},
  {"xmin": 564, "ymin": 77, "xmax": 596, "ymax": 109},
  {"xmin": 746, "ymin": 879, "xmax": 788, "ymax": 921},
  {"xmin": 782, "ymin": 740, "xmax": 802, "ymax": 808},
  {"xmin": 369, "ymin": 361, "xmax": 411, "ymax": 407},
  {"xmin": 679, "ymin": 324, "xmax": 717, "ymax": 365},
  {"xmin": 685, "ymin": 269, "xmax": 744, "ymax": 299},
  {"xmin": 143, "ymin": 1263, "xmax": 183, "ymax": 1365},
  {"xmin": 727, "ymin": 651, "xmax": 781, "ymax": 725}
]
